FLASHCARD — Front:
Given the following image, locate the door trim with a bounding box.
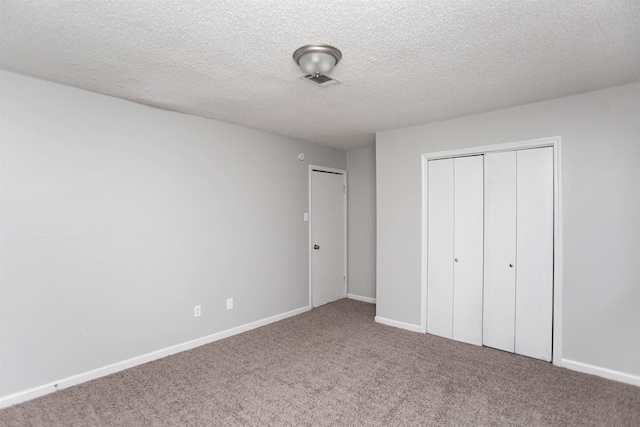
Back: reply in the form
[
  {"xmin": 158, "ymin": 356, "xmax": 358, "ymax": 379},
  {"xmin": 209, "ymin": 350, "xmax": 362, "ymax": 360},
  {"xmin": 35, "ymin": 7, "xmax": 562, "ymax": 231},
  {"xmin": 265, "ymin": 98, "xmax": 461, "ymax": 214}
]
[
  {"xmin": 421, "ymin": 136, "xmax": 563, "ymax": 366},
  {"xmin": 309, "ymin": 165, "xmax": 348, "ymax": 307}
]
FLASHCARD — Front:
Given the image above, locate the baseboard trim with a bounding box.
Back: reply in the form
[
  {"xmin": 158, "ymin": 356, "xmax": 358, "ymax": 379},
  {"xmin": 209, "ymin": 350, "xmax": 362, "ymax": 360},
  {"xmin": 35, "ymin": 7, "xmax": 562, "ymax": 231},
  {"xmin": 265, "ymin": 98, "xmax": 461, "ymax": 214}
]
[
  {"xmin": 347, "ymin": 294, "xmax": 376, "ymax": 304},
  {"xmin": 562, "ymin": 358, "xmax": 640, "ymax": 387},
  {"xmin": 375, "ymin": 316, "xmax": 421, "ymax": 333},
  {"xmin": 0, "ymin": 305, "xmax": 312, "ymax": 409}
]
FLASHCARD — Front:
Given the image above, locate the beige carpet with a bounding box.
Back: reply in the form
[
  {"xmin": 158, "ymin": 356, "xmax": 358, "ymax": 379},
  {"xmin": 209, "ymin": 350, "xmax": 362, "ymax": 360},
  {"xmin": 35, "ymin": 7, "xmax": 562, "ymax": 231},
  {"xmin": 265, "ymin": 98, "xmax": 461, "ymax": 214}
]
[{"xmin": 1, "ymin": 299, "xmax": 638, "ymax": 426}]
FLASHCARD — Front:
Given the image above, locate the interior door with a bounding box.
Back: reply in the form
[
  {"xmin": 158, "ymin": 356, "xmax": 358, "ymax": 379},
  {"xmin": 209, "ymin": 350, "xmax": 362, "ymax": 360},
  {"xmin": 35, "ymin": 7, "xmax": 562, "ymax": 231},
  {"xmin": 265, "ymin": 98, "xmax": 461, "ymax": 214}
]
[
  {"xmin": 483, "ymin": 151, "xmax": 517, "ymax": 353},
  {"xmin": 427, "ymin": 158, "xmax": 455, "ymax": 338},
  {"xmin": 427, "ymin": 156, "xmax": 483, "ymax": 344},
  {"xmin": 311, "ymin": 169, "xmax": 346, "ymax": 307},
  {"xmin": 483, "ymin": 148, "xmax": 554, "ymax": 361},
  {"xmin": 515, "ymin": 147, "xmax": 554, "ymax": 361},
  {"xmin": 452, "ymin": 155, "xmax": 484, "ymax": 345}
]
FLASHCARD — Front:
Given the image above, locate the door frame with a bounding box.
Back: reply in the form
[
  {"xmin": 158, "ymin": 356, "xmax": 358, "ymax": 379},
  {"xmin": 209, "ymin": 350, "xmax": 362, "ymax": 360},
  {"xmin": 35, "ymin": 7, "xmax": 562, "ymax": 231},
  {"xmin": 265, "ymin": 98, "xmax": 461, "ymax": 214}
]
[
  {"xmin": 421, "ymin": 136, "xmax": 563, "ymax": 366},
  {"xmin": 309, "ymin": 165, "xmax": 348, "ymax": 307}
]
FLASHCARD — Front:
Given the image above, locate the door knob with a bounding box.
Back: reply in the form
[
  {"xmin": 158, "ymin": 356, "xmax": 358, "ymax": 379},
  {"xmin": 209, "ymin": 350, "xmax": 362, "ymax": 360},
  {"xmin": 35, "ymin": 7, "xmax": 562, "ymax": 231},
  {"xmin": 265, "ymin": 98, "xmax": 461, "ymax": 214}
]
[
  {"xmin": 454, "ymin": 258, "xmax": 458, "ymax": 262},
  {"xmin": 314, "ymin": 245, "xmax": 320, "ymax": 250},
  {"xmin": 509, "ymin": 264, "xmax": 513, "ymax": 268}
]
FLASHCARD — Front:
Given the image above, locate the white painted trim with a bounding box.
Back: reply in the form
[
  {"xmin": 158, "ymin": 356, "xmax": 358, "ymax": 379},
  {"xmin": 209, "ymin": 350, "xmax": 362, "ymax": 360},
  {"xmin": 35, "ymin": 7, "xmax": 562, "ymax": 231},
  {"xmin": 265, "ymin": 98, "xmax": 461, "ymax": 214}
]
[
  {"xmin": 420, "ymin": 154, "xmax": 428, "ymax": 333},
  {"xmin": 562, "ymin": 359, "xmax": 640, "ymax": 387},
  {"xmin": 308, "ymin": 165, "xmax": 348, "ymax": 307},
  {"xmin": 423, "ymin": 136, "xmax": 559, "ymax": 160},
  {"xmin": 421, "ymin": 136, "xmax": 564, "ymax": 365},
  {"xmin": 343, "ymin": 172, "xmax": 349, "ymax": 299},
  {"xmin": 552, "ymin": 139, "xmax": 564, "ymax": 366},
  {"xmin": 347, "ymin": 294, "xmax": 376, "ymax": 304},
  {"xmin": 375, "ymin": 316, "xmax": 422, "ymax": 333},
  {"xmin": 0, "ymin": 305, "xmax": 311, "ymax": 409},
  {"xmin": 308, "ymin": 167, "xmax": 313, "ymax": 307}
]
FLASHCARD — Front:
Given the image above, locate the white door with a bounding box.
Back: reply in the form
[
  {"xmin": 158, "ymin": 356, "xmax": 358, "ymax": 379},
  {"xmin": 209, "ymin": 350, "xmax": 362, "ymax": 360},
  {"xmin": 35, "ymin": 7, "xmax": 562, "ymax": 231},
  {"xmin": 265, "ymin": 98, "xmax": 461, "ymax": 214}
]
[
  {"xmin": 452, "ymin": 155, "xmax": 484, "ymax": 345},
  {"xmin": 310, "ymin": 169, "xmax": 346, "ymax": 307},
  {"xmin": 427, "ymin": 156, "xmax": 483, "ymax": 344},
  {"xmin": 483, "ymin": 147, "xmax": 554, "ymax": 361},
  {"xmin": 483, "ymin": 151, "xmax": 517, "ymax": 353},
  {"xmin": 427, "ymin": 158, "xmax": 455, "ymax": 338},
  {"xmin": 515, "ymin": 147, "xmax": 554, "ymax": 361}
]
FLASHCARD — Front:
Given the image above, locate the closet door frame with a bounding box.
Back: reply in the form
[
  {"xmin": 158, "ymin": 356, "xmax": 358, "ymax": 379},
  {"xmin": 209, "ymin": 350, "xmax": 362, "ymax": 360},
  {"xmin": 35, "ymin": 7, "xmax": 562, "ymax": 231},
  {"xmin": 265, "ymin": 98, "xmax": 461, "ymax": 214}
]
[{"xmin": 421, "ymin": 136, "xmax": 563, "ymax": 366}]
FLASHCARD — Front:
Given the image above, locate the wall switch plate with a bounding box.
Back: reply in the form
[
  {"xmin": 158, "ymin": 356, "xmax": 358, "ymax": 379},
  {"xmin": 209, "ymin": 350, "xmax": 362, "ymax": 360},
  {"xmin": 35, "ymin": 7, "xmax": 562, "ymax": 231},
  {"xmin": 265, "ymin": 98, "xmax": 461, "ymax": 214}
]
[
  {"xmin": 226, "ymin": 298, "xmax": 233, "ymax": 310},
  {"xmin": 304, "ymin": 212, "xmax": 309, "ymax": 221},
  {"xmin": 194, "ymin": 305, "xmax": 201, "ymax": 317}
]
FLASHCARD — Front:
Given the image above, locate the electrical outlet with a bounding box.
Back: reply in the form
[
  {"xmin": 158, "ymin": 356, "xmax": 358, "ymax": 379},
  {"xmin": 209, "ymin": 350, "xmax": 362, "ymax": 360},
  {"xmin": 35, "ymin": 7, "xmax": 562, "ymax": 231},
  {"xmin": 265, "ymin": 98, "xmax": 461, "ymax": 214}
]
[
  {"xmin": 226, "ymin": 298, "xmax": 233, "ymax": 310},
  {"xmin": 194, "ymin": 305, "xmax": 201, "ymax": 317}
]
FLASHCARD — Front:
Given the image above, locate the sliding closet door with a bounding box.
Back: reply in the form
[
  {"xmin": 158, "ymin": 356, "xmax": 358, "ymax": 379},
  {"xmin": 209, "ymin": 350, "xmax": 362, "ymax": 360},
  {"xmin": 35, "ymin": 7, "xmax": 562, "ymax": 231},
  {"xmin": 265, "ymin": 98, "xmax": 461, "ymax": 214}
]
[
  {"xmin": 515, "ymin": 147, "xmax": 554, "ymax": 361},
  {"xmin": 452, "ymin": 155, "xmax": 484, "ymax": 345},
  {"xmin": 427, "ymin": 158, "xmax": 454, "ymax": 339},
  {"xmin": 483, "ymin": 151, "xmax": 517, "ymax": 353}
]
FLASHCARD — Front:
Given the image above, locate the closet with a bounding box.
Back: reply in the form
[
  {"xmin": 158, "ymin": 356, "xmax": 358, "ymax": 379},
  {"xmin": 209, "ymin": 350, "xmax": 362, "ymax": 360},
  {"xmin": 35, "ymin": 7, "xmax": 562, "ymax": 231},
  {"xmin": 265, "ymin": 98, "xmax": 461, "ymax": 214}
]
[{"xmin": 426, "ymin": 146, "xmax": 553, "ymax": 361}]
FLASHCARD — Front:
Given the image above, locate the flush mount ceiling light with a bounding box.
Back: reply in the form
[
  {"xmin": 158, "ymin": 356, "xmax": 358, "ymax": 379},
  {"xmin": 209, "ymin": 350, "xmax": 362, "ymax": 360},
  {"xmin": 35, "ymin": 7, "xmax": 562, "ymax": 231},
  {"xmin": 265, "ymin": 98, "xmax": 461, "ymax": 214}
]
[{"xmin": 293, "ymin": 44, "xmax": 342, "ymax": 78}]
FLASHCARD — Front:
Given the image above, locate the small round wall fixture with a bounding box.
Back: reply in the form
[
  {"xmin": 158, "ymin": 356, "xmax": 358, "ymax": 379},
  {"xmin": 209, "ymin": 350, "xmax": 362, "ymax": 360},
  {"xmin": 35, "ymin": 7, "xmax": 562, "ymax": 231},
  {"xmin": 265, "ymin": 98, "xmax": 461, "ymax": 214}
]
[
  {"xmin": 298, "ymin": 153, "xmax": 306, "ymax": 161},
  {"xmin": 293, "ymin": 44, "xmax": 342, "ymax": 77}
]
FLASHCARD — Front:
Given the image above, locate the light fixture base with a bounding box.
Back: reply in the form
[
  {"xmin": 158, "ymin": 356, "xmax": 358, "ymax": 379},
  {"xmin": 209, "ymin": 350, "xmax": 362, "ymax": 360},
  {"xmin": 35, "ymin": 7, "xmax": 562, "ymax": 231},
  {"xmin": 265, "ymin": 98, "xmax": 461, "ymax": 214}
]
[{"xmin": 298, "ymin": 73, "xmax": 341, "ymax": 88}]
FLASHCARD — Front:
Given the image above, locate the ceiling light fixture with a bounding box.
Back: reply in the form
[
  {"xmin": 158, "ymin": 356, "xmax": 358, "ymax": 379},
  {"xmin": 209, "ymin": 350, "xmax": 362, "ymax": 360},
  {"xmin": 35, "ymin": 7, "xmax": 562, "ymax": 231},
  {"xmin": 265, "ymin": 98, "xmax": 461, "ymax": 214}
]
[{"xmin": 293, "ymin": 44, "xmax": 342, "ymax": 78}]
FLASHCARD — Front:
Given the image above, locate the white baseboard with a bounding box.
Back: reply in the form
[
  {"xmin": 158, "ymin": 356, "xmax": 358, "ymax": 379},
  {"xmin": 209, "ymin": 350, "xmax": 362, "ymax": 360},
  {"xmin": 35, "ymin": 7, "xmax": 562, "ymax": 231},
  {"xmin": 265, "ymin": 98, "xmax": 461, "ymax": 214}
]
[
  {"xmin": 347, "ymin": 294, "xmax": 376, "ymax": 304},
  {"xmin": 0, "ymin": 305, "xmax": 311, "ymax": 409},
  {"xmin": 375, "ymin": 316, "xmax": 421, "ymax": 333},
  {"xmin": 562, "ymin": 358, "xmax": 640, "ymax": 387}
]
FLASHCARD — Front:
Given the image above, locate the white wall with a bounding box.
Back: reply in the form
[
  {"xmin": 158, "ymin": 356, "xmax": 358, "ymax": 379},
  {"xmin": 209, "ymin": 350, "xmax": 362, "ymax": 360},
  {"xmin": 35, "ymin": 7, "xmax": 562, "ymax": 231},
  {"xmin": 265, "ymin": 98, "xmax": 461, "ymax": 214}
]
[
  {"xmin": 346, "ymin": 147, "xmax": 376, "ymax": 301},
  {"xmin": 0, "ymin": 71, "xmax": 346, "ymax": 399},
  {"xmin": 376, "ymin": 83, "xmax": 640, "ymax": 380}
]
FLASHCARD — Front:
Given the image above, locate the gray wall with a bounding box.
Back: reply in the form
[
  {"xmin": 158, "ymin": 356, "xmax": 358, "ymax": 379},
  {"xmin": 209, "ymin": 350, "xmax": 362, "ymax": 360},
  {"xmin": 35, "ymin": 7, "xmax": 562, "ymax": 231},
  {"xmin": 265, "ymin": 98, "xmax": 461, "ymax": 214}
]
[
  {"xmin": 376, "ymin": 83, "xmax": 640, "ymax": 378},
  {"xmin": 346, "ymin": 147, "xmax": 376, "ymax": 300},
  {"xmin": 0, "ymin": 71, "xmax": 346, "ymax": 397}
]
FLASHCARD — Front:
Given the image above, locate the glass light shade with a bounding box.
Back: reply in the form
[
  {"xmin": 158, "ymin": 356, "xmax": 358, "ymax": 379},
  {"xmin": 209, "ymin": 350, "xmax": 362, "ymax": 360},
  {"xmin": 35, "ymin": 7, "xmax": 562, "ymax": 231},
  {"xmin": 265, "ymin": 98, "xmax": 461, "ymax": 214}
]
[
  {"xmin": 298, "ymin": 52, "xmax": 337, "ymax": 76},
  {"xmin": 293, "ymin": 45, "xmax": 342, "ymax": 77}
]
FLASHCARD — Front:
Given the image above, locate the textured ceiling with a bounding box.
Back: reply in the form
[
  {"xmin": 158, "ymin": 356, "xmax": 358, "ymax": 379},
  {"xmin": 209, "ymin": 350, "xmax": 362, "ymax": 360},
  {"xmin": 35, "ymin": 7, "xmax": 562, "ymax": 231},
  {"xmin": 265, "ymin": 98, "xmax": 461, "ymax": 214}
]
[{"xmin": 1, "ymin": 1, "xmax": 639, "ymax": 150}]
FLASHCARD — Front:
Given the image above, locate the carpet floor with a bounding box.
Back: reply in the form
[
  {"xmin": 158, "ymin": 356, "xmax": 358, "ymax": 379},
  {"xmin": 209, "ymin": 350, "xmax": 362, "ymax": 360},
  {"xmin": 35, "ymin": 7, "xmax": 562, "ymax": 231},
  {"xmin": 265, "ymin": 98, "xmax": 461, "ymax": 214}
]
[{"xmin": 1, "ymin": 299, "xmax": 638, "ymax": 426}]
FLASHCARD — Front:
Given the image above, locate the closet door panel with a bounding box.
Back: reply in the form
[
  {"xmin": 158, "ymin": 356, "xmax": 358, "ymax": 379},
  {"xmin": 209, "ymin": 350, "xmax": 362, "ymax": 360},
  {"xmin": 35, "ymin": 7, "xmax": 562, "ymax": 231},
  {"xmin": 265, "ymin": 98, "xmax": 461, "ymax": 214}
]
[
  {"xmin": 452, "ymin": 155, "xmax": 484, "ymax": 345},
  {"xmin": 483, "ymin": 151, "xmax": 517, "ymax": 353},
  {"xmin": 516, "ymin": 147, "xmax": 554, "ymax": 361},
  {"xmin": 427, "ymin": 159, "xmax": 454, "ymax": 339}
]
